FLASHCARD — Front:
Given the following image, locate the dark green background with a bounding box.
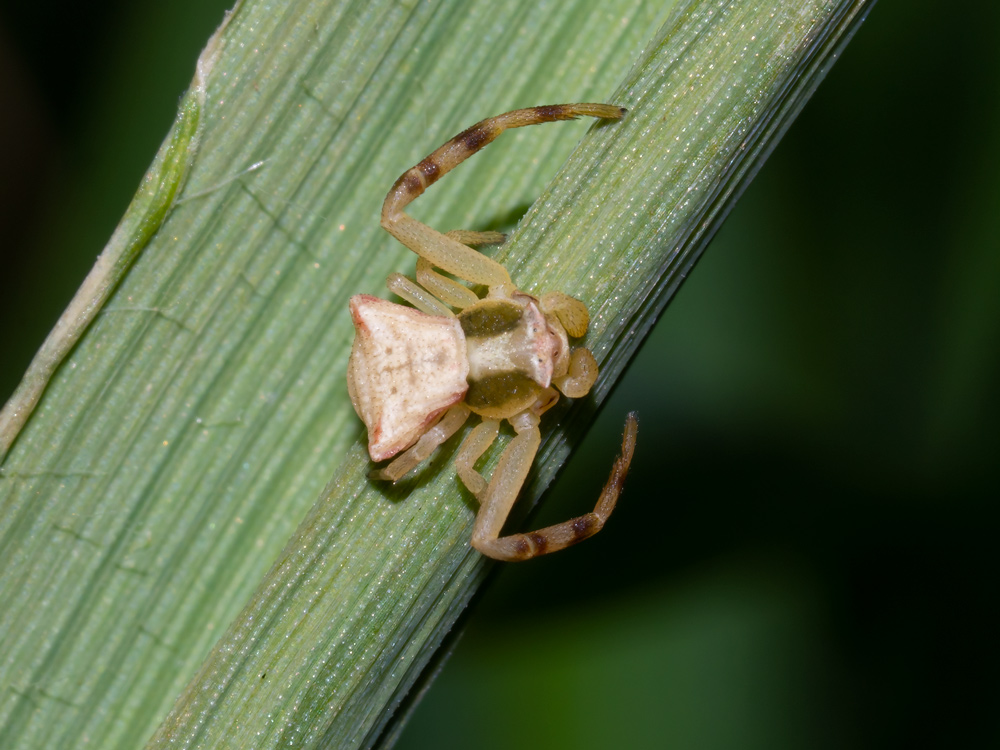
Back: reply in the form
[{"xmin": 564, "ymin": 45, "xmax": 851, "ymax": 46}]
[{"xmin": 1, "ymin": 2, "xmax": 996, "ymax": 747}]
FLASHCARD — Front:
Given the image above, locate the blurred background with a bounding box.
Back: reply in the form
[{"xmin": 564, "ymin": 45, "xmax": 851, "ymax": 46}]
[{"xmin": 1, "ymin": 2, "xmax": 996, "ymax": 748}]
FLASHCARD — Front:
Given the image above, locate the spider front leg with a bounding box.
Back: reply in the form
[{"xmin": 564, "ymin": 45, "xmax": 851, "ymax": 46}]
[
  {"xmin": 470, "ymin": 411, "xmax": 639, "ymax": 561},
  {"xmin": 381, "ymin": 103, "xmax": 626, "ymax": 290}
]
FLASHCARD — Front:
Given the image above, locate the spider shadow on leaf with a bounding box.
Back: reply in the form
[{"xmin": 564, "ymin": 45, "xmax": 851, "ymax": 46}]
[{"xmin": 477, "ymin": 201, "xmax": 534, "ymax": 237}]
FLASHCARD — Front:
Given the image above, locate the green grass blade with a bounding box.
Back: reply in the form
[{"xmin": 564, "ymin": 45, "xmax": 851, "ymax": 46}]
[
  {"xmin": 0, "ymin": 33, "xmax": 218, "ymax": 462},
  {"xmin": 0, "ymin": 0, "xmax": 874, "ymax": 748}
]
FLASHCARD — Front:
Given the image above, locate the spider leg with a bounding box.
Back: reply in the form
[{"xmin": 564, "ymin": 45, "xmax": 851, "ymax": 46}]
[
  {"xmin": 381, "ymin": 103, "xmax": 626, "ymax": 289},
  {"xmin": 386, "ymin": 255, "xmax": 481, "ymax": 314},
  {"xmin": 415, "ymin": 258, "xmax": 479, "ymax": 310},
  {"xmin": 471, "ymin": 411, "xmax": 638, "ymax": 561},
  {"xmin": 373, "ymin": 404, "xmax": 471, "ymax": 481},
  {"xmin": 454, "ymin": 418, "xmax": 501, "ymax": 497},
  {"xmin": 386, "ymin": 272, "xmax": 455, "ymax": 317}
]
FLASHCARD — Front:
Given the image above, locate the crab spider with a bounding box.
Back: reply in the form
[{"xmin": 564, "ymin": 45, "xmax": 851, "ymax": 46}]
[{"xmin": 347, "ymin": 103, "xmax": 637, "ymax": 561}]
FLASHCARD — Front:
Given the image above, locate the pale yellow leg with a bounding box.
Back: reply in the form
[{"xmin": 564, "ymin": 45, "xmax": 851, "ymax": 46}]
[
  {"xmin": 470, "ymin": 412, "xmax": 542, "ymax": 559},
  {"xmin": 373, "ymin": 405, "xmax": 471, "ymax": 481},
  {"xmin": 415, "ymin": 258, "xmax": 479, "ymax": 310},
  {"xmin": 471, "ymin": 411, "xmax": 638, "ymax": 561},
  {"xmin": 382, "ymin": 214, "xmax": 512, "ymax": 289},
  {"xmin": 454, "ymin": 418, "xmax": 501, "ymax": 497},
  {"xmin": 386, "ymin": 272, "xmax": 455, "ymax": 317}
]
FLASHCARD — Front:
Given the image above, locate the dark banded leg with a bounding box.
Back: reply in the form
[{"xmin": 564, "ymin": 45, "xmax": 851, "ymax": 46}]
[
  {"xmin": 380, "ymin": 103, "xmax": 626, "ymax": 289},
  {"xmin": 471, "ymin": 411, "xmax": 638, "ymax": 561}
]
